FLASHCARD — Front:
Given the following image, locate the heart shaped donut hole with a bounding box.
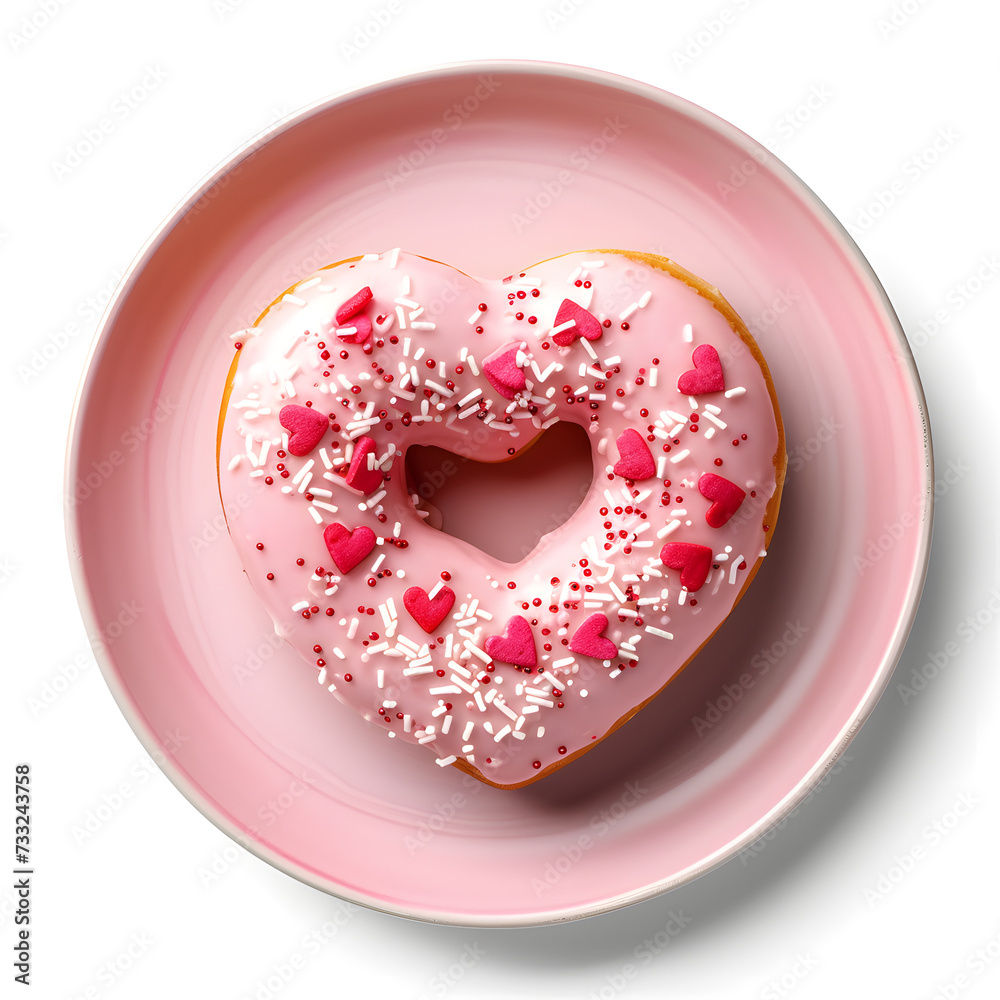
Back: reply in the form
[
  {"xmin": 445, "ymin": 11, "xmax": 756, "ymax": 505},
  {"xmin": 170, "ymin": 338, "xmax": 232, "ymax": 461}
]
[{"xmin": 219, "ymin": 250, "xmax": 785, "ymax": 789}]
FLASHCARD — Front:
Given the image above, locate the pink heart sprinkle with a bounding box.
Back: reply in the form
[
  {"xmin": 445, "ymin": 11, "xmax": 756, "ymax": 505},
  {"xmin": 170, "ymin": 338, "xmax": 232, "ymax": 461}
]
[
  {"xmin": 323, "ymin": 522, "xmax": 376, "ymax": 574},
  {"xmin": 552, "ymin": 299, "xmax": 603, "ymax": 346},
  {"xmin": 403, "ymin": 585, "xmax": 456, "ymax": 634},
  {"xmin": 659, "ymin": 542, "xmax": 713, "ymax": 592},
  {"xmin": 345, "ymin": 436, "xmax": 383, "ymax": 495},
  {"xmin": 569, "ymin": 613, "xmax": 618, "ymax": 661},
  {"xmin": 278, "ymin": 404, "xmax": 328, "ymax": 457},
  {"xmin": 482, "ymin": 344, "xmax": 527, "ymax": 400},
  {"xmin": 485, "ymin": 615, "xmax": 537, "ymax": 668},
  {"xmin": 613, "ymin": 428, "xmax": 655, "ymax": 480},
  {"xmin": 335, "ymin": 286, "xmax": 373, "ymax": 324},
  {"xmin": 677, "ymin": 344, "xmax": 725, "ymax": 395},
  {"xmin": 335, "ymin": 314, "xmax": 373, "ymax": 344},
  {"xmin": 698, "ymin": 473, "xmax": 747, "ymax": 528}
]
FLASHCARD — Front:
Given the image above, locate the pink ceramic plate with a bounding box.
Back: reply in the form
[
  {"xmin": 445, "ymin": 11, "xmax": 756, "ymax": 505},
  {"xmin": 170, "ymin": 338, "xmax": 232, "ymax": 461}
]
[{"xmin": 66, "ymin": 63, "xmax": 932, "ymax": 925}]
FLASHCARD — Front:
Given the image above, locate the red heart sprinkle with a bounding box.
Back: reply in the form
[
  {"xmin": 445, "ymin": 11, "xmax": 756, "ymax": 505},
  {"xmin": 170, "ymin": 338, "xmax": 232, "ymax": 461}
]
[
  {"xmin": 613, "ymin": 428, "xmax": 655, "ymax": 480},
  {"xmin": 485, "ymin": 615, "xmax": 537, "ymax": 668},
  {"xmin": 698, "ymin": 473, "xmax": 746, "ymax": 528},
  {"xmin": 323, "ymin": 522, "xmax": 376, "ymax": 574},
  {"xmin": 335, "ymin": 286, "xmax": 373, "ymax": 324},
  {"xmin": 552, "ymin": 299, "xmax": 603, "ymax": 346},
  {"xmin": 677, "ymin": 344, "xmax": 725, "ymax": 395},
  {"xmin": 279, "ymin": 404, "xmax": 328, "ymax": 457},
  {"xmin": 482, "ymin": 344, "xmax": 527, "ymax": 400},
  {"xmin": 345, "ymin": 436, "xmax": 383, "ymax": 495},
  {"xmin": 659, "ymin": 542, "xmax": 713, "ymax": 592},
  {"xmin": 569, "ymin": 613, "xmax": 618, "ymax": 661},
  {"xmin": 403, "ymin": 585, "xmax": 456, "ymax": 634},
  {"xmin": 335, "ymin": 314, "xmax": 372, "ymax": 344}
]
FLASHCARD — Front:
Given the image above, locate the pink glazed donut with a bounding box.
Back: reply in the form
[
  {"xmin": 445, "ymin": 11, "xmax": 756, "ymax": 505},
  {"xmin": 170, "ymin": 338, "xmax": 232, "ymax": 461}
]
[{"xmin": 218, "ymin": 249, "xmax": 785, "ymax": 789}]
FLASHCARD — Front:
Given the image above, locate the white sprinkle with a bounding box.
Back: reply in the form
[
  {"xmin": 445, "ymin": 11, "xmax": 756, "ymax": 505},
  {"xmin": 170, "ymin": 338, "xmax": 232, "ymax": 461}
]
[
  {"xmin": 346, "ymin": 618, "xmax": 359, "ymax": 639},
  {"xmin": 389, "ymin": 247, "xmax": 400, "ymax": 268},
  {"xmin": 725, "ymin": 386, "xmax": 746, "ymax": 398},
  {"xmin": 435, "ymin": 755, "xmax": 457, "ymax": 766},
  {"xmin": 403, "ymin": 715, "xmax": 412, "ymax": 732},
  {"xmin": 580, "ymin": 338, "xmax": 599, "ymax": 360},
  {"xmin": 730, "ymin": 556, "xmax": 746, "ymax": 584},
  {"xmin": 702, "ymin": 411, "xmax": 727, "ymax": 429},
  {"xmin": 619, "ymin": 302, "xmax": 638, "ymax": 320},
  {"xmin": 657, "ymin": 519, "xmax": 682, "ymax": 539},
  {"xmin": 550, "ymin": 319, "xmax": 576, "ymax": 337},
  {"xmin": 552, "ymin": 656, "xmax": 575, "ymax": 669},
  {"xmin": 462, "ymin": 721, "xmax": 475, "ymax": 741},
  {"xmin": 669, "ymin": 449, "xmax": 690, "ymax": 464},
  {"xmin": 411, "ymin": 321, "xmax": 436, "ymax": 331},
  {"xmin": 429, "ymin": 685, "xmax": 461, "ymax": 695},
  {"xmin": 645, "ymin": 625, "xmax": 674, "ymax": 640},
  {"xmin": 441, "ymin": 715, "xmax": 453, "ymax": 735},
  {"xmin": 366, "ymin": 489, "xmax": 387, "ymax": 508},
  {"xmin": 638, "ymin": 290, "xmax": 652, "ymax": 308},
  {"xmin": 291, "ymin": 601, "xmax": 309, "ymax": 612},
  {"xmin": 682, "ymin": 323, "xmax": 693, "ymax": 342},
  {"xmin": 227, "ymin": 454, "xmax": 242, "ymax": 471},
  {"xmin": 282, "ymin": 293, "xmax": 306, "ymax": 306},
  {"xmin": 306, "ymin": 507, "xmax": 323, "ymax": 524},
  {"xmin": 704, "ymin": 427, "xmax": 716, "ymax": 440},
  {"xmin": 567, "ymin": 266, "xmax": 582, "ymax": 283},
  {"xmin": 493, "ymin": 725, "xmax": 511, "ymax": 742}
]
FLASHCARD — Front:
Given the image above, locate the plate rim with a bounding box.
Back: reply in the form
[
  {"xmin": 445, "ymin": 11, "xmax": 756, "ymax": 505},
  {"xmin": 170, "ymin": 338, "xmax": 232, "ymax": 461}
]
[{"xmin": 64, "ymin": 58, "xmax": 934, "ymax": 927}]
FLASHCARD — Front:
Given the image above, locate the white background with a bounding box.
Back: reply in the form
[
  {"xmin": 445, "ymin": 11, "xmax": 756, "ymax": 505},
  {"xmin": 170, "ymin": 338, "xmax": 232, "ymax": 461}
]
[{"xmin": 4, "ymin": 0, "xmax": 999, "ymax": 997}]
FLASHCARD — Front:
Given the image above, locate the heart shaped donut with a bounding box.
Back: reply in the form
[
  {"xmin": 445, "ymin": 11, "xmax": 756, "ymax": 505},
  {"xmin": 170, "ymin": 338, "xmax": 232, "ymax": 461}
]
[{"xmin": 219, "ymin": 250, "xmax": 785, "ymax": 789}]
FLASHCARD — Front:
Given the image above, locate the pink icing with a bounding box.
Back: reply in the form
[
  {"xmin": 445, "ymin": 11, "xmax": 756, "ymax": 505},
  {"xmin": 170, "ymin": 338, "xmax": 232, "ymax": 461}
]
[{"xmin": 220, "ymin": 250, "xmax": 781, "ymax": 787}]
